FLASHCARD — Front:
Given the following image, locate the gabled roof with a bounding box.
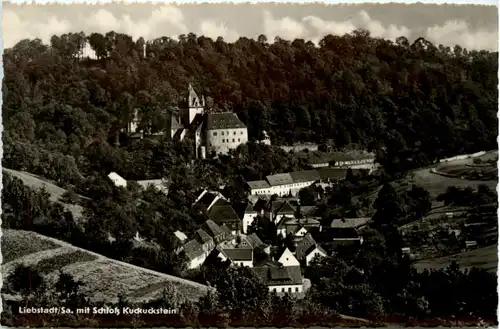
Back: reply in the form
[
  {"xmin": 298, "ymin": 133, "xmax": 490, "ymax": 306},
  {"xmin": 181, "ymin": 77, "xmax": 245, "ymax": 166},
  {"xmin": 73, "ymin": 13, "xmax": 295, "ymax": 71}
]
[
  {"xmin": 108, "ymin": 172, "xmax": 125, "ymax": 181},
  {"xmin": 245, "ymin": 203, "xmax": 257, "ymax": 214},
  {"xmin": 208, "ymin": 204, "xmax": 241, "ymax": 224},
  {"xmin": 183, "ymin": 239, "xmax": 205, "ymax": 260},
  {"xmin": 289, "ymin": 170, "xmax": 321, "ymax": 183},
  {"xmin": 330, "ymin": 217, "xmax": 371, "ymax": 229},
  {"xmin": 204, "ymin": 220, "xmax": 226, "ymax": 237},
  {"xmin": 171, "ymin": 115, "xmax": 183, "ymax": 129},
  {"xmin": 276, "ymin": 201, "xmax": 296, "ymax": 215},
  {"xmin": 205, "ymin": 112, "xmax": 246, "ymax": 130},
  {"xmin": 247, "ymin": 180, "xmax": 271, "ymax": 190},
  {"xmin": 174, "ymin": 230, "xmax": 188, "ymax": 242},
  {"xmin": 295, "ymin": 233, "xmax": 318, "ymax": 260},
  {"xmin": 266, "ymin": 173, "xmax": 294, "ymax": 186},
  {"xmin": 220, "ymin": 248, "xmax": 253, "ymax": 261},
  {"xmin": 246, "ymin": 233, "xmax": 266, "ymax": 249},
  {"xmin": 196, "ymin": 229, "xmax": 213, "ymax": 244},
  {"xmin": 252, "ymin": 265, "xmax": 303, "ymax": 286},
  {"xmin": 300, "ymin": 206, "xmax": 318, "ymax": 217}
]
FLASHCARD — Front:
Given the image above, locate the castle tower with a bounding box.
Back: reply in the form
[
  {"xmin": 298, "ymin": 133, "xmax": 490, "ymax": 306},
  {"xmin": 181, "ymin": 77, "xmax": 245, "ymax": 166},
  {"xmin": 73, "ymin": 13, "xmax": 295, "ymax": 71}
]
[{"xmin": 181, "ymin": 84, "xmax": 205, "ymax": 125}]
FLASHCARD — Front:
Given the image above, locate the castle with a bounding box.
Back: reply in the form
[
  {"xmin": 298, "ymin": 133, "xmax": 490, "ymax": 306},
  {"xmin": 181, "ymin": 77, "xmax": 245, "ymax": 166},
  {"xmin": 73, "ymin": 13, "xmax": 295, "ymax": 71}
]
[{"xmin": 124, "ymin": 85, "xmax": 248, "ymax": 158}]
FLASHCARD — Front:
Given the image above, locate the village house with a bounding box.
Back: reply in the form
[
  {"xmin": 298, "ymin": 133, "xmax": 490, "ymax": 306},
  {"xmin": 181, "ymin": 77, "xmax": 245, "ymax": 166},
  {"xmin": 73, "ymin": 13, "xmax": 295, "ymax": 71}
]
[
  {"xmin": 136, "ymin": 179, "xmax": 169, "ymax": 195},
  {"xmin": 329, "ymin": 217, "xmax": 371, "ymax": 231},
  {"xmin": 107, "ymin": 172, "xmax": 127, "ymax": 188},
  {"xmin": 193, "ymin": 190, "xmax": 228, "ymax": 214},
  {"xmin": 208, "ymin": 204, "xmax": 242, "ymax": 235},
  {"xmin": 203, "ymin": 219, "xmax": 232, "ymax": 245},
  {"xmin": 276, "ymin": 217, "xmax": 321, "ymax": 240},
  {"xmin": 295, "ymin": 233, "xmax": 328, "ymax": 267},
  {"xmin": 217, "ymin": 248, "xmax": 254, "ymax": 267},
  {"xmin": 268, "ymin": 200, "xmax": 296, "ymax": 224},
  {"xmin": 234, "ymin": 202, "xmax": 258, "ymax": 234},
  {"xmin": 252, "ymin": 265, "xmax": 304, "ymax": 297},
  {"xmin": 181, "ymin": 227, "xmax": 215, "ymax": 270},
  {"xmin": 277, "ymin": 248, "xmax": 301, "ymax": 267},
  {"xmin": 309, "ymin": 226, "xmax": 364, "ymax": 252}
]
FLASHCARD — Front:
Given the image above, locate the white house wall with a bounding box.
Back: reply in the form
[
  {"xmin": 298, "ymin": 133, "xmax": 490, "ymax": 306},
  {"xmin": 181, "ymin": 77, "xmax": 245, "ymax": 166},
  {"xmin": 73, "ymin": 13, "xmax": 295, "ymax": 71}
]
[
  {"xmin": 206, "ymin": 128, "xmax": 248, "ymax": 155},
  {"xmin": 242, "ymin": 213, "xmax": 258, "ymax": 233},
  {"xmin": 268, "ymin": 284, "xmax": 303, "ymax": 294},
  {"xmin": 305, "ymin": 249, "xmax": 327, "ymax": 266},
  {"xmin": 187, "ymin": 254, "xmax": 207, "ymax": 269},
  {"xmin": 250, "ymin": 180, "xmax": 316, "ymax": 197},
  {"xmin": 278, "ymin": 248, "xmax": 300, "ymax": 267}
]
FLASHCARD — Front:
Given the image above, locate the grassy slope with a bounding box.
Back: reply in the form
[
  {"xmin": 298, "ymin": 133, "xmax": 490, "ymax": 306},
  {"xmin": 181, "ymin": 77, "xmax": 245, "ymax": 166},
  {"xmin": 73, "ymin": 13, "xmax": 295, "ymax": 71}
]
[
  {"xmin": 3, "ymin": 168, "xmax": 86, "ymax": 223},
  {"xmin": 2, "ymin": 229, "xmax": 212, "ymax": 304},
  {"xmin": 413, "ymin": 245, "xmax": 498, "ymax": 274}
]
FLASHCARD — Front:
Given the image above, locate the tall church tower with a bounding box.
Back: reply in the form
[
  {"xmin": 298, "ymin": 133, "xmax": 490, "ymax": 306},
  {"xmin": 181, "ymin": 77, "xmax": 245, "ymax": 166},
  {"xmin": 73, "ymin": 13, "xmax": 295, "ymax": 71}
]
[{"xmin": 181, "ymin": 84, "xmax": 205, "ymax": 126}]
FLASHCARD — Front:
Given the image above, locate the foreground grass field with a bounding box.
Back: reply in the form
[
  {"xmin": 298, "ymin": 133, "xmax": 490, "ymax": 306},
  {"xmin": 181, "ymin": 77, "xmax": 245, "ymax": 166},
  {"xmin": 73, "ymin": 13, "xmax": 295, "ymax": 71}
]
[
  {"xmin": 2, "ymin": 229, "xmax": 212, "ymax": 304},
  {"xmin": 413, "ymin": 245, "xmax": 498, "ymax": 274}
]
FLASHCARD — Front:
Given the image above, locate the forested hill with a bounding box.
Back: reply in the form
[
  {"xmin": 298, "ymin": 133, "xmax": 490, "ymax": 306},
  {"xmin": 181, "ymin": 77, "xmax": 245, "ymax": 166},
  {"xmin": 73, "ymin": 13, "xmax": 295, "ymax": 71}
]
[{"xmin": 3, "ymin": 31, "xmax": 498, "ymax": 181}]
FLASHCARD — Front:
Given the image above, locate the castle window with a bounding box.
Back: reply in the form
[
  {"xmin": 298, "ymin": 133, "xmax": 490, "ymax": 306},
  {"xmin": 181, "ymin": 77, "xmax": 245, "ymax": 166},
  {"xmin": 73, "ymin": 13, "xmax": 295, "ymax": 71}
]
[
  {"xmin": 222, "ymin": 139, "xmax": 225, "ymax": 143},
  {"xmin": 232, "ymin": 139, "xmax": 235, "ymax": 142},
  {"xmin": 238, "ymin": 138, "xmax": 240, "ymax": 142},
  {"xmin": 213, "ymin": 132, "xmax": 217, "ymax": 136},
  {"xmin": 234, "ymin": 131, "xmax": 236, "ymax": 135},
  {"xmin": 222, "ymin": 131, "xmax": 224, "ymax": 135}
]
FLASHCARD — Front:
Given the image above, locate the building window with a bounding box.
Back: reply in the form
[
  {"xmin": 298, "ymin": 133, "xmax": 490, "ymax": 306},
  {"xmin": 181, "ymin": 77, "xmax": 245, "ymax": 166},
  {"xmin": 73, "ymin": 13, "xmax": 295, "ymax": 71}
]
[
  {"xmin": 222, "ymin": 139, "xmax": 225, "ymax": 143},
  {"xmin": 238, "ymin": 138, "xmax": 240, "ymax": 142},
  {"xmin": 288, "ymin": 288, "xmax": 292, "ymax": 293},
  {"xmin": 222, "ymin": 131, "xmax": 224, "ymax": 136},
  {"xmin": 281, "ymin": 288, "xmax": 285, "ymax": 292},
  {"xmin": 232, "ymin": 138, "xmax": 235, "ymax": 142},
  {"xmin": 273, "ymin": 288, "xmax": 276, "ymax": 292},
  {"xmin": 295, "ymin": 287, "xmax": 299, "ymax": 292},
  {"xmin": 241, "ymin": 131, "xmax": 243, "ymax": 135},
  {"xmin": 234, "ymin": 131, "xmax": 236, "ymax": 135},
  {"xmin": 213, "ymin": 132, "xmax": 217, "ymax": 136}
]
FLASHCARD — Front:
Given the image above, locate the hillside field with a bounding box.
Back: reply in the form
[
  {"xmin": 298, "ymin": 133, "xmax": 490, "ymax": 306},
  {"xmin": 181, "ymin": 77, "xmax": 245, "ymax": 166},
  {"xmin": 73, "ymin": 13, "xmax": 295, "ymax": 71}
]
[
  {"xmin": 2, "ymin": 229, "xmax": 212, "ymax": 304},
  {"xmin": 413, "ymin": 245, "xmax": 498, "ymax": 274},
  {"xmin": 3, "ymin": 168, "xmax": 86, "ymax": 223}
]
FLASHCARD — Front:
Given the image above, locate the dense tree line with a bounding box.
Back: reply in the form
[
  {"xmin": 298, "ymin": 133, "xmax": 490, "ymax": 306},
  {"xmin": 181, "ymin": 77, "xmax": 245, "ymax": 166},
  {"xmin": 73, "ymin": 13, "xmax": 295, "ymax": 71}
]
[
  {"xmin": 3, "ymin": 31, "xmax": 498, "ymax": 184},
  {"xmin": 306, "ymin": 228, "xmax": 497, "ymax": 322}
]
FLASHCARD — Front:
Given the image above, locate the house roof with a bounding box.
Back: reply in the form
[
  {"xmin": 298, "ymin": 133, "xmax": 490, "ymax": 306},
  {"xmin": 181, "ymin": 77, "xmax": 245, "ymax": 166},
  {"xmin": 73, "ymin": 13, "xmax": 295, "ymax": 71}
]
[
  {"xmin": 174, "ymin": 230, "xmax": 188, "ymax": 242},
  {"xmin": 246, "ymin": 233, "xmax": 265, "ymax": 249},
  {"xmin": 183, "ymin": 239, "xmax": 205, "ymax": 260},
  {"xmin": 205, "ymin": 112, "xmax": 246, "ymax": 130},
  {"xmin": 252, "ymin": 266, "xmax": 303, "ymax": 286},
  {"xmin": 196, "ymin": 229, "xmax": 213, "ymax": 244},
  {"xmin": 300, "ymin": 206, "xmax": 318, "ymax": 216},
  {"xmin": 330, "ymin": 217, "xmax": 371, "ymax": 229},
  {"xmin": 276, "ymin": 201, "xmax": 296, "ymax": 215},
  {"xmin": 171, "ymin": 115, "xmax": 183, "ymax": 129},
  {"xmin": 247, "ymin": 180, "xmax": 270, "ymax": 190},
  {"xmin": 221, "ymin": 248, "xmax": 253, "ymax": 261},
  {"xmin": 108, "ymin": 172, "xmax": 125, "ymax": 181},
  {"xmin": 295, "ymin": 233, "xmax": 317, "ymax": 260},
  {"xmin": 266, "ymin": 173, "xmax": 294, "ymax": 186},
  {"xmin": 204, "ymin": 220, "xmax": 226, "ymax": 237},
  {"xmin": 310, "ymin": 227, "xmax": 360, "ymax": 241},
  {"xmin": 208, "ymin": 205, "xmax": 241, "ymax": 225},
  {"xmin": 245, "ymin": 203, "xmax": 257, "ymax": 214},
  {"xmin": 289, "ymin": 170, "xmax": 321, "ymax": 183},
  {"xmin": 316, "ymin": 168, "xmax": 348, "ymax": 180}
]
